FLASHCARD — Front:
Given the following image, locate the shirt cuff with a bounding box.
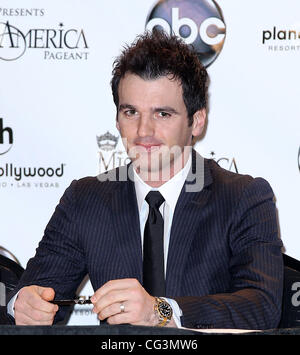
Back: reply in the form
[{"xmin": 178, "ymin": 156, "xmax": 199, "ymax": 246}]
[
  {"xmin": 163, "ymin": 297, "xmax": 182, "ymax": 328},
  {"xmin": 7, "ymin": 291, "xmax": 19, "ymax": 318}
]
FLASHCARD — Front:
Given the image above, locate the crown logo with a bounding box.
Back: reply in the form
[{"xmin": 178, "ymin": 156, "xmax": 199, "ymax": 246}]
[{"xmin": 96, "ymin": 131, "xmax": 119, "ymax": 151}]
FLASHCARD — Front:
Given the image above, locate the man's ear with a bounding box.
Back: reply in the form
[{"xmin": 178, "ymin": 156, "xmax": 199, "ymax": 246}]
[{"xmin": 191, "ymin": 109, "xmax": 206, "ymax": 137}]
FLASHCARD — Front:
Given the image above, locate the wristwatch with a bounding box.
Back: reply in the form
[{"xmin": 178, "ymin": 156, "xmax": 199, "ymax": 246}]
[{"xmin": 154, "ymin": 297, "xmax": 173, "ymax": 326}]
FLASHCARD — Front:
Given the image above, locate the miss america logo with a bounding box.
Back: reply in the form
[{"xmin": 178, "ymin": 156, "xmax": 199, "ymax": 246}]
[{"xmin": 0, "ymin": 21, "xmax": 89, "ymax": 61}]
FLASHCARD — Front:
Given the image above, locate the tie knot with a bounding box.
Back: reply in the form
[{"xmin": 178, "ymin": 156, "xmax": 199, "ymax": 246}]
[{"xmin": 145, "ymin": 191, "xmax": 165, "ymax": 209}]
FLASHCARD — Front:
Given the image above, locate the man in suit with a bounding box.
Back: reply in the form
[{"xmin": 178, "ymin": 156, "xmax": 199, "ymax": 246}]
[{"xmin": 8, "ymin": 30, "xmax": 283, "ymax": 329}]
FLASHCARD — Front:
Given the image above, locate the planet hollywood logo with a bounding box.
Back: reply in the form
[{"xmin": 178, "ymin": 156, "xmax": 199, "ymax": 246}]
[
  {"xmin": 262, "ymin": 26, "xmax": 300, "ymax": 52},
  {"xmin": 0, "ymin": 117, "xmax": 66, "ymax": 189},
  {"xmin": 0, "ymin": 118, "xmax": 14, "ymax": 155},
  {"xmin": 0, "ymin": 163, "xmax": 66, "ymax": 182},
  {"xmin": 0, "ymin": 20, "xmax": 89, "ymax": 61},
  {"xmin": 0, "ymin": 162, "xmax": 66, "ymax": 189},
  {"xmin": 145, "ymin": 0, "xmax": 226, "ymax": 67}
]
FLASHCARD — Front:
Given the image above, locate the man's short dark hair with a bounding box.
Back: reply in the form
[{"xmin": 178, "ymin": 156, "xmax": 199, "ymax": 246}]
[{"xmin": 111, "ymin": 30, "xmax": 208, "ymax": 126}]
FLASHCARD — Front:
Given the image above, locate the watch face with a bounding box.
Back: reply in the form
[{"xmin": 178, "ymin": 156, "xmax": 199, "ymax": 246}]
[{"xmin": 158, "ymin": 302, "xmax": 172, "ymax": 318}]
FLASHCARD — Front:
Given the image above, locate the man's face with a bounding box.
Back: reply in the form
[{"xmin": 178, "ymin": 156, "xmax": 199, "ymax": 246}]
[{"xmin": 116, "ymin": 73, "xmax": 205, "ymax": 182}]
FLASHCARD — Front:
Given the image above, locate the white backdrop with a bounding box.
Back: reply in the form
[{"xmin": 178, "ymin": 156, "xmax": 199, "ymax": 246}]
[{"xmin": 0, "ymin": 0, "xmax": 299, "ymax": 324}]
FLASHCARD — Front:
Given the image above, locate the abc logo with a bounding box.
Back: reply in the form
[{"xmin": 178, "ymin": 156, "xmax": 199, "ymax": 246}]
[{"xmin": 146, "ymin": 0, "xmax": 226, "ymax": 67}]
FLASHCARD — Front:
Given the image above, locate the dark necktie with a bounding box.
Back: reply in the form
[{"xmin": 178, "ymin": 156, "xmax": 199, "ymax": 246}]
[{"xmin": 143, "ymin": 191, "xmax": 165, "ymax": 297}]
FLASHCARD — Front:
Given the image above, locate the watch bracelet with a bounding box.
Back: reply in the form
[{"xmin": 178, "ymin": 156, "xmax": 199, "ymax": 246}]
[{"xmin": 154, "ymin": 297, "xmax": 173, "ymax": 327}]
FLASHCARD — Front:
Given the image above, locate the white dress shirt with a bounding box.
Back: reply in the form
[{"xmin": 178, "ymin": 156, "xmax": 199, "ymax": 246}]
[{"xmin": 133, "ymin": 153, "xmax": 192, "ymax": 327}]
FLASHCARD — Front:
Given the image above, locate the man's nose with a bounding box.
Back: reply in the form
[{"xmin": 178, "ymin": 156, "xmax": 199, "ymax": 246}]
[{"xmin": 137, "ymin": 114, "xmax": 154, "ymax": 137}]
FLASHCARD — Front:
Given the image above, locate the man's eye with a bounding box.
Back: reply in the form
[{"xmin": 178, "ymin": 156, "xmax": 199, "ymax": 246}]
[
  {"xmin": 124, "ymin": 110, "xmax": 136, "ymax": 117},
  {"xmin": 157, "ymin": 112, "xmax": 171, "ymax": 119}
]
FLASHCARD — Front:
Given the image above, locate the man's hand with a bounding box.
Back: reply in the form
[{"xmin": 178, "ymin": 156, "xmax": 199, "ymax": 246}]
[
  {"xmin": 91, "ymin": 278, "xmax": 176, "ymax": 327},
  {"xmin": 14, "ymin": 286, "xmax": 59, "ymax": 325}
]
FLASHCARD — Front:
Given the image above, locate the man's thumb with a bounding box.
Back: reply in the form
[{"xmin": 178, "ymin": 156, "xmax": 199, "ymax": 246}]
[{"xmin": 38, "ymin": 287, "xmax": 55, "ymax": 301}]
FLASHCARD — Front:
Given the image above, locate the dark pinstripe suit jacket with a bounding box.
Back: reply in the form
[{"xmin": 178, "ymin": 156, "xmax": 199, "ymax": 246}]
[{"xmin": 14, "ymin": 150, "xmax": 283, "ymax": 329}]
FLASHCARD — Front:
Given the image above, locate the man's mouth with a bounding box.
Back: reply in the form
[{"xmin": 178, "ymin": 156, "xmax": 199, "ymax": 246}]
[{"xmin": 135, "ymin": 143, "xmax": 162, "ymax": 152}]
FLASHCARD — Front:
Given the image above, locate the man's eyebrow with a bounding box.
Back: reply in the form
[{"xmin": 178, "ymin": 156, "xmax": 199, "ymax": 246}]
[
  {"xmin": 153, "ymin": 106, "xmax": 179, "ymax": 114},
  {"xmin": 118, "ymin": 104, "xmax": 179, "ymax": 114},
  {"xmin": 119, "ymin": 103, "xmax": 136, "ymax": 111}
]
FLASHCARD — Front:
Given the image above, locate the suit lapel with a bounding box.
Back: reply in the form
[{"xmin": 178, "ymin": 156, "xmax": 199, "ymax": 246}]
[
  {"xmin": 166, "ymin": 152, "xmax": 213, "ymax": 296},
  {"xmin": 110, "ymin": 165, "xmax": 143, "ymax": 282}
]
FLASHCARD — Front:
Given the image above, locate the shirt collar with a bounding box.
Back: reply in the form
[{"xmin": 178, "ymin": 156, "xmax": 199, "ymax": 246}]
[{"xmin": 134, "ymin": 153, "xmax": 192, "ymax": 212}]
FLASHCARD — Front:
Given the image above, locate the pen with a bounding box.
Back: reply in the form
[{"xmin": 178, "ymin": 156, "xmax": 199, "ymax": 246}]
[{"xmin": 51, "ymin": 296, "xmax": 92, "ymax": 306}]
